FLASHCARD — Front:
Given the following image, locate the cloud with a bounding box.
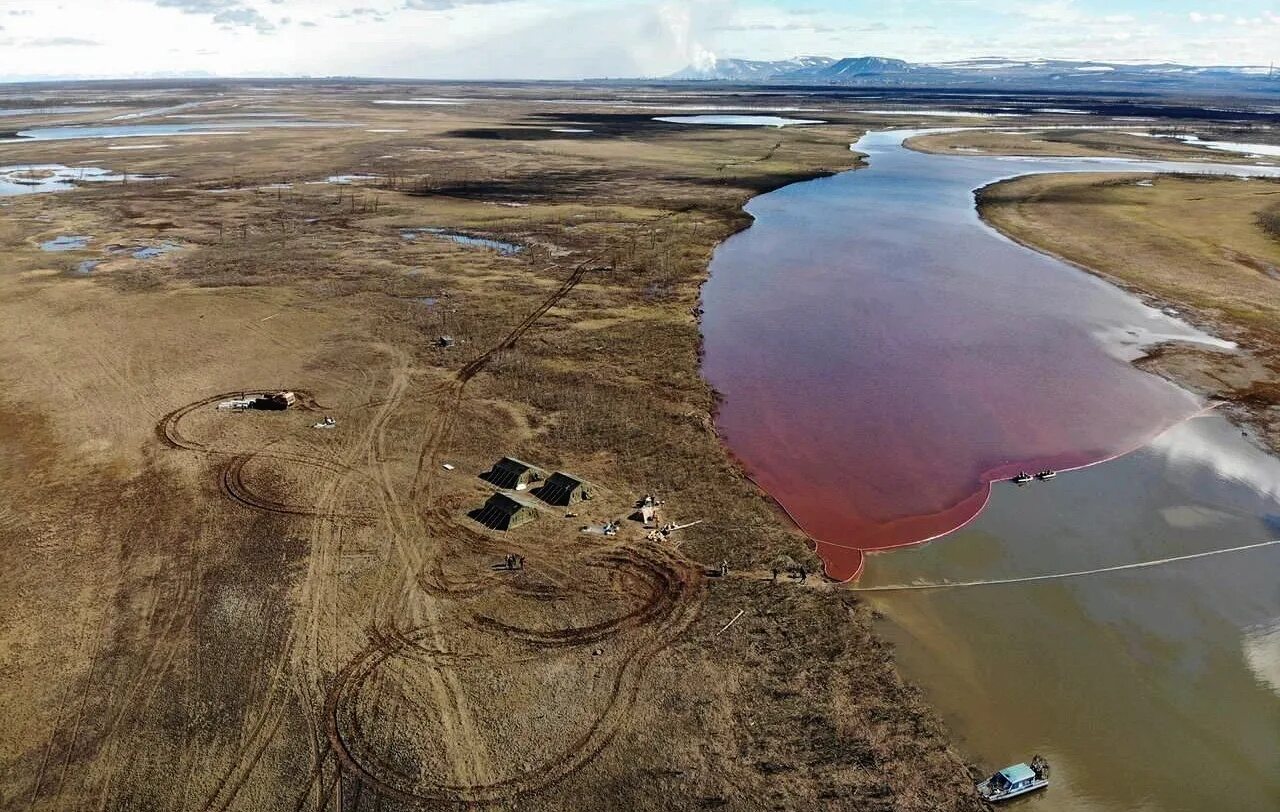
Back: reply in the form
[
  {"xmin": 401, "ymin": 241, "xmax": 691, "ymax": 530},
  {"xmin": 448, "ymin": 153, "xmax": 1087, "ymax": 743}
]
[
  {"xmin": 26, "ymin": 36, "xmax": 102, "ymax": 47},
  {"xmin": 153, "ymin": 0, "xmax": 275, "ymax": 32},
  {"xmin": 335, "ymin": 6, "xmax": 388, "ymax": 21},
  {"xmin": 402, "ymin": 0, "xmax": 517, "ymax": 9}
]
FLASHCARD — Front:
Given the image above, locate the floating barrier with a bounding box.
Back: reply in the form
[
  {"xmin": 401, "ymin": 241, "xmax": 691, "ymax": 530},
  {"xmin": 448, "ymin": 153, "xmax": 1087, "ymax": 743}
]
[{"xmin": 847, "ymin": 538, "xmax": 1280, "ymax": 592}]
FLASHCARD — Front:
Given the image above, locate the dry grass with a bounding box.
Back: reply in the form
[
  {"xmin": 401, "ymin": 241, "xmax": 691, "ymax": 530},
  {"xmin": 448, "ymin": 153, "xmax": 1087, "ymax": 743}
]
[
  {"xmin": 1259, "ymin": 201, "xmax": 1280, "ymax": 241},
  {"xmin": 907, "ymin": 129, "xmax": 1279, "ymax": 164},
  {"xmin": 0, "ymin": 83, "xmax": 984, "ymax": 811}
]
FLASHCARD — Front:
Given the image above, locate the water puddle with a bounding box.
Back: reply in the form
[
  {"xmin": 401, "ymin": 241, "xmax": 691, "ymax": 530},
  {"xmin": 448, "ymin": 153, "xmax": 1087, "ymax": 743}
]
[
  {"xmin": 654, "ymin": 114, "xmax": 825, "ymax": 127},
  {"xmin": 123, "ymin": 242, "xmax": 182, "ymax": 259},
  {"xmin": 321, "ymin": 174, "xmax": 380, "ymax": 185},
  {"xmin": 40, "ymin": 235, "xmax": 91, "ymax": 251},
  {"xmin": 0, "ymin": 164, "xmax": 130, "ymax": 196},
  {"xmin": 400, "ymin": 228, "xmax": 522, "ymax": 254},
  {"xmin": 75, "ymin": 260, "xmax": 101, "ymax": 274}
]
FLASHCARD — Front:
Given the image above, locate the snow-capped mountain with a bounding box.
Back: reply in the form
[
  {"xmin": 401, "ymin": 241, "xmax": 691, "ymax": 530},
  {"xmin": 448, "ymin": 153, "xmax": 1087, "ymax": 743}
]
[
  {"xmin": 780, "ymin": 56, "xmax": 913, "ymax": 81},
  {"xmin": 669, "ymin": 56, "xmax": 835, "ymax": 82},
  {"xmin": 665, "ymin": 55, "xmax": 1279, "ymax": 93}
]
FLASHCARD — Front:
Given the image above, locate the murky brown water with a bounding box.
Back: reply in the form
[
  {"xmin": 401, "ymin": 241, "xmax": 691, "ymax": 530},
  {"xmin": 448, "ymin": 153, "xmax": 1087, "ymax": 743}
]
[{"xmin": 864, "ymin": 415, "xmax": 1280, "ymax": 811}]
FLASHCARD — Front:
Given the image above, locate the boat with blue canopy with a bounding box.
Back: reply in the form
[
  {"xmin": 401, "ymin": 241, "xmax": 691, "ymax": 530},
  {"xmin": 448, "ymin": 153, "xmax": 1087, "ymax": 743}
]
[{"xmin": 977, "ymin": 756, "xmax": 1049, "ymax": 802}]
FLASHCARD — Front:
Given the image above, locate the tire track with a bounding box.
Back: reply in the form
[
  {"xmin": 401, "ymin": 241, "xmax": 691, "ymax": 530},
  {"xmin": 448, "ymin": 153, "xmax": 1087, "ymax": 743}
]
[{"xmin": 324, "ymin": 543, "xmax": 704, "ymax": 805}]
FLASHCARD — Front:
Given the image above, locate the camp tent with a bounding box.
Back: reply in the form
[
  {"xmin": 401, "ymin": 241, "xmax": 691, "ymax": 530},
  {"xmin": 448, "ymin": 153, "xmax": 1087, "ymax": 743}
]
[
  {"xmin": 534, "ymin": 471, "xmax": 592, "ymax": 506},
  {"xmin": 471, "ymin": 492, "xmax": 540, "ymax": 531},
  {"xmin": 480, "ymin": 457, "xmax": 546, "ymax": 490}
]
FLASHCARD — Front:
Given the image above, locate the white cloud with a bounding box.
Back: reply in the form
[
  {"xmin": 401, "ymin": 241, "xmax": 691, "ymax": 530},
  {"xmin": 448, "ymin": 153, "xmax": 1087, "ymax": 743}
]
[{"xmin": 0, "ymin": 0, "xmax": 1276, "ymax": 81}]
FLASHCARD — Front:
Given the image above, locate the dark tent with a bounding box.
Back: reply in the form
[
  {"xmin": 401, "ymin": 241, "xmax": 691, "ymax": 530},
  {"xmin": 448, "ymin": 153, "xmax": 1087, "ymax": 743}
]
[
  {"xmin": 470, "ymin": 492, "xmax": 540, "ymax": 531},
  {"xmin": 479, "ymin": 456, "xmax": 546, "ymax": 490},
  {"xmin": 533, "ymin": 471, "xmax": 592, "ymax": 506}
]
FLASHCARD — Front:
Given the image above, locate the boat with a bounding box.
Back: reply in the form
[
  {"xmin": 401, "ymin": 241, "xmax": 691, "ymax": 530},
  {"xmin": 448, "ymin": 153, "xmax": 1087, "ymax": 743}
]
[
  {"xmin": 1010, "ymin": 472, "xmax": 1034, "ymax": 485},
  {"xmin": 1035, "ymin": 469, "xmax": 1057, "ymax": 481},
  {"xmin": 977, "ymin": 756, "xmax": 1049, "ymax": 803}
]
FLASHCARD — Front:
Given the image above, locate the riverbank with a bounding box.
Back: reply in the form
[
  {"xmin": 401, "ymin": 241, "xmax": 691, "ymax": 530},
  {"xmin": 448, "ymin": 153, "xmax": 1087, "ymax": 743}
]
[
  {"xmin": 977, "ymin": 172, "xmax": 1280, "ymax": 455},
  {"xmin": 906, "ymin": 129, "xmax": 1279, "ymax": 164}
]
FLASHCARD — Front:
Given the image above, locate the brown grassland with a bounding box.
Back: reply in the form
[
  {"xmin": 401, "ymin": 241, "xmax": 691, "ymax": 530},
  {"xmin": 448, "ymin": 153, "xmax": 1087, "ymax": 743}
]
[
  {"xmin": 0, "ymin": 85, "xmax": 987, "ymax": 810},
  {"xmin": 907, "ymin": 128, "xmax": 1280, "ymax": 164},
  {"xmin": 979, "ymin": 172, "xmax": 1280, "ymax": 454}
]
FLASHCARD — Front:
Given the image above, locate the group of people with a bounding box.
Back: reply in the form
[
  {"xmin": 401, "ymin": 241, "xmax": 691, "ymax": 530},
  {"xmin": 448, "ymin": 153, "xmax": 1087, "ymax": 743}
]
[{"xmin": 504, "ymin": 553, "xmax": 525, "ymax": 571}]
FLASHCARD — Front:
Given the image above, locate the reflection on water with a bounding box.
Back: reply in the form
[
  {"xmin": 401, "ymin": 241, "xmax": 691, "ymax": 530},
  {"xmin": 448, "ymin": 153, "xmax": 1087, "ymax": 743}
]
[
  {"xmin": 700, "ymin": 129, "xmax": 1280, "ymax": 581},
  {"xmin": 862, "ymin": 414, "xmax": 1280, "ymax": 811},
  {"xmin": 1243, "ymin": 619, "xmax": 1280, "ymax": 696}
]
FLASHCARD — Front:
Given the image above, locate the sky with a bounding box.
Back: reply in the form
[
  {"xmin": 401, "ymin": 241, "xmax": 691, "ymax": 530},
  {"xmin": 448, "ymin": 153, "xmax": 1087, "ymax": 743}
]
[{"xmin": 0, "ymin": 0, "xmax": 1277, "ymax": 81}]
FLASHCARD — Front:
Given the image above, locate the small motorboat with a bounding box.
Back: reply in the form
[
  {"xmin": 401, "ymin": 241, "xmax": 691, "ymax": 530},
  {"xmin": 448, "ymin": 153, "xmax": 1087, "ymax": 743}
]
[
  {"xmin": 1035, "ymin": 469, "xmax": 1058, "ymax": 481},
  {"xmin": 978, "ymin": 756, "xmax": 1049, "ymax": 803},
  {"xmin": 1010, "ymin": 472, "xmax": 1034, "ymax": 485}
]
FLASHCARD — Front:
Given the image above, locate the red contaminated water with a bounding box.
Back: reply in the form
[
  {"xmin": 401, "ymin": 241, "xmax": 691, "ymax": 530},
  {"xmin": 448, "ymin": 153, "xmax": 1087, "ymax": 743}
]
[{"xmin": 700, "ymin": 139, "xmax": 1208, "ymax": 581}]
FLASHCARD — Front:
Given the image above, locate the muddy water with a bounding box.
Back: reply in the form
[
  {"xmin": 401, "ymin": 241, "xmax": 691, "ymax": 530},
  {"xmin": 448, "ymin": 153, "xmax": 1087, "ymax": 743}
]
[
  {"xmin": 701, "ymin": 129, "xmax": 1280, "ymax": 581},
  {"xmin": 862, "ymin": 414, "xmax": 1280, "ymax": 810}
]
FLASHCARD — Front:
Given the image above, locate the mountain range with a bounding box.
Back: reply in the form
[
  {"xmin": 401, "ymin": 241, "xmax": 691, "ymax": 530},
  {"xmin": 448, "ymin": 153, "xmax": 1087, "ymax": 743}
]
[{"xmin": 667, "ymin": 56, "xmax": 1280, "ymax": 94}]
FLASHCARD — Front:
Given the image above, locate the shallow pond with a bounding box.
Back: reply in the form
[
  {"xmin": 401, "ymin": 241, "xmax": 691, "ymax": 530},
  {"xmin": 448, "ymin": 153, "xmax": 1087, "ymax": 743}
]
[
  {"xmin": 0, "ymin": 164, "xmax": 128, "ymax": 196},
  {"xmin": 400, "ymin": 228, "xmax": 522, "ymax": 255},
  {"xmin": 40, "ymin": 235, "xmax": 91, "ymax": 251}
]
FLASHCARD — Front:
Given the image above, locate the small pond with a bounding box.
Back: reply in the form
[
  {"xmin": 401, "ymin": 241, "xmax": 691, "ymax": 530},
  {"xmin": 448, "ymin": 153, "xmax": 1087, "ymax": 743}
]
[
  {"xmin": 0, "ymin": 164, "xmax": 128, "ymax": 196},
  {"xmin": 40, "ymin": 235, "xmax": 92, "ymax": 251},
  {"xmin": 400, "ymin": 228, "xmax": 522, "ymax": 255}
]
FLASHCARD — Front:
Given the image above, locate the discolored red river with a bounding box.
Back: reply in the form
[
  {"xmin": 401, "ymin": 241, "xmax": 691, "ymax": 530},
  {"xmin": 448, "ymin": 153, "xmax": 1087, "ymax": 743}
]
[{"xmin": 700, "ymin": 129, "xmax": 1274, "ymax": 581}]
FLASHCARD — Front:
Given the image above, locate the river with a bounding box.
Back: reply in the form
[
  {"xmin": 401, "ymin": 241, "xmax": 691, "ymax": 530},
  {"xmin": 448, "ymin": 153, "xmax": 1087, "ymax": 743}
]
[{"xmin": 700, "ymin": 129, "xmax": 1280, "ymax": 809}]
